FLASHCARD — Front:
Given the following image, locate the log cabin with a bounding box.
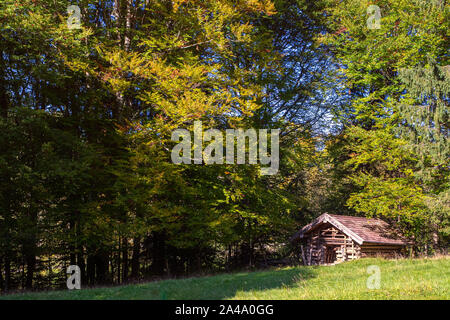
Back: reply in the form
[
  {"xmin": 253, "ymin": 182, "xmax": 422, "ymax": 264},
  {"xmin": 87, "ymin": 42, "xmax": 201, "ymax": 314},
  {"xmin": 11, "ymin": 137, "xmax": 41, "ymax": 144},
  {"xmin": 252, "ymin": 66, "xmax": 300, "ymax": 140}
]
[{"xmin": 291, "ymin": 213, "xmax": 409, "ymax": 265}]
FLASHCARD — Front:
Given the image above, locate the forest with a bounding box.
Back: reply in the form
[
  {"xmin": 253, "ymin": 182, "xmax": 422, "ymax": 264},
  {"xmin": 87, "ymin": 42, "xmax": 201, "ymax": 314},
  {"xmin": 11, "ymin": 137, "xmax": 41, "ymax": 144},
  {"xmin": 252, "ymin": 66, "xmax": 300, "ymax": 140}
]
[{"xmin": 0, "ymin": 0, "xmax": 448, "ymax": 292}]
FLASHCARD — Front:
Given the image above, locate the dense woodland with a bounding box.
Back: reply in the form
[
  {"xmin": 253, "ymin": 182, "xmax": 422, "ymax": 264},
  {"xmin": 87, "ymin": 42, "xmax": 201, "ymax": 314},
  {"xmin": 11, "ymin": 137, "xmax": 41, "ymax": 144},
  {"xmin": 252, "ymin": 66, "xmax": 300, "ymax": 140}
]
[{"xmin": 0, "ymin": 0, "xmax": 448, "ymax": 292}]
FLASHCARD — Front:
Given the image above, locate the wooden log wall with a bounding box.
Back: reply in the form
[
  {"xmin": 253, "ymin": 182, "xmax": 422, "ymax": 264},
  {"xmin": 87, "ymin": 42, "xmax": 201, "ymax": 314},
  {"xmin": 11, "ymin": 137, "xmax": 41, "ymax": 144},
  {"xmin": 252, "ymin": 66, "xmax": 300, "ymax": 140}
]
[
  {"xmin": 303, "ymin": 224, "xmax": 360, "ymax": 265},
  {"xmin": 360, "ymin": 244, "xmax": 404, "ymax": 258}
]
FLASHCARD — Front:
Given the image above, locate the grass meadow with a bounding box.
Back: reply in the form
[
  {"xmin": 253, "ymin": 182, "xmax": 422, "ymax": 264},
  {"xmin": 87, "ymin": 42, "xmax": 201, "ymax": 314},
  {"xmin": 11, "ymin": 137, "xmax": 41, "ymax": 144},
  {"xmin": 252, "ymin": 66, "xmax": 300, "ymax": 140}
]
[{"xmin": 1, "ymin": 256, "xmax": 448, "ymax": 300}]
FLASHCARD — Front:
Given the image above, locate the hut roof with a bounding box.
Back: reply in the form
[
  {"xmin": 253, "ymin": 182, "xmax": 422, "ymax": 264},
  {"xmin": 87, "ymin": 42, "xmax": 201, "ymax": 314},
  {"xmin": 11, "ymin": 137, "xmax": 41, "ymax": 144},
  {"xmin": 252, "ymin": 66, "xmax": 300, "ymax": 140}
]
[{"xmin": 291, "ymin": 213, "xmax": 408, "ymax": 245}]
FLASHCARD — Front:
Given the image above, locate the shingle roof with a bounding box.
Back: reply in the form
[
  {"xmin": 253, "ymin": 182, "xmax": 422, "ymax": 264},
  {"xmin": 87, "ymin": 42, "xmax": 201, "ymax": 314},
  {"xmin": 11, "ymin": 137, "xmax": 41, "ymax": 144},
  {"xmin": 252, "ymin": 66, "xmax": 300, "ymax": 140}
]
[{"xmin": 291, "ymin": 213, "xmax": 408, "ymax": 245}]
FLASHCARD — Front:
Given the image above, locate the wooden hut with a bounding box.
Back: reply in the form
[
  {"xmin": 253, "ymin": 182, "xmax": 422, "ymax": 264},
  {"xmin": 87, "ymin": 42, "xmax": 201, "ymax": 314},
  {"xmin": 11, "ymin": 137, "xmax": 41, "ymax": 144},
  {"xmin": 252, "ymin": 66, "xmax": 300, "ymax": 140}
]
[{"xmin": 291, "ymin": 213, "xmax": 409, "ymax": 265}]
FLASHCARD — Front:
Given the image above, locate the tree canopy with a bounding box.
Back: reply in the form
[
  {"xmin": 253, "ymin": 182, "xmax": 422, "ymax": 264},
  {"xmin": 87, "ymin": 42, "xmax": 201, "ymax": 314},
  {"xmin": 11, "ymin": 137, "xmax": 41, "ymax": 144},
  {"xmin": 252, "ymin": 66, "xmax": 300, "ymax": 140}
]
[{"xmin": 0, "ymin": 0, "xmax": 448, "ymax": 291}]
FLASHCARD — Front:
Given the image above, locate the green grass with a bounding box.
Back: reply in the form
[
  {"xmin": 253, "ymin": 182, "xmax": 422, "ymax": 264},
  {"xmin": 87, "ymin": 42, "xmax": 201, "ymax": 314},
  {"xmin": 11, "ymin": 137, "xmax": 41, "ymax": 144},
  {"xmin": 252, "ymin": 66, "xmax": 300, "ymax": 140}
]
[{"xmin": 1, "ymin": 256, "xmax": 449, "ymax": 300}]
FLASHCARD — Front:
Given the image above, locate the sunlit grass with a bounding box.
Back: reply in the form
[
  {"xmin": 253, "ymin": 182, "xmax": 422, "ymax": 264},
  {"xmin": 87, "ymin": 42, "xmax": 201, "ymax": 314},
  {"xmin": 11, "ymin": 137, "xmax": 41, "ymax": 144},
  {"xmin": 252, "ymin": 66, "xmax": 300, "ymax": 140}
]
[{"xmin": 1, "ymin": 256, "xmax": 448, "ymax": 300}]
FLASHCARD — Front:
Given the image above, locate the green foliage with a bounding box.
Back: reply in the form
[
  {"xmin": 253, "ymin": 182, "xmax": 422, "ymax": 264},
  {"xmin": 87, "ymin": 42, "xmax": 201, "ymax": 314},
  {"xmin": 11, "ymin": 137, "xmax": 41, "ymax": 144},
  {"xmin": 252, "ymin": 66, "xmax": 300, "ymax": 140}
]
[
  {"xmin": 0, "ymin": 0, "xmax": 448, "ymax": 293},
  {"xmin": 319, "ymin": 0, "xmax": 449, "ymax": 249},
  {"xmin": 0, "ymin": 0, "xmax": 306, "ymax": 291}
]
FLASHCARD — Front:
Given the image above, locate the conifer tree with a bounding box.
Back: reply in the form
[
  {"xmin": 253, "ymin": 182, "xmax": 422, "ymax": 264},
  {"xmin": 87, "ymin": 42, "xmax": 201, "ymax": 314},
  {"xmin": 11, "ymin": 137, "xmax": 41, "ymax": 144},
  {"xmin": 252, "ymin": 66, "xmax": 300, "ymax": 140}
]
[{"xmin": 398, "ymin": 60, "xmax": 449, "ymax": 246}]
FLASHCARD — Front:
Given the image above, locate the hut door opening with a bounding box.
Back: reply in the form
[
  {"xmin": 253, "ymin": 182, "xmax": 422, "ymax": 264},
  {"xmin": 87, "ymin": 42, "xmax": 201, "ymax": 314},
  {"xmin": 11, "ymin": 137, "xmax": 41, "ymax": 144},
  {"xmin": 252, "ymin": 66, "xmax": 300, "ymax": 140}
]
[{"xmin": 325, "ymin": 246, "xmax": 337, "ymax": 263}]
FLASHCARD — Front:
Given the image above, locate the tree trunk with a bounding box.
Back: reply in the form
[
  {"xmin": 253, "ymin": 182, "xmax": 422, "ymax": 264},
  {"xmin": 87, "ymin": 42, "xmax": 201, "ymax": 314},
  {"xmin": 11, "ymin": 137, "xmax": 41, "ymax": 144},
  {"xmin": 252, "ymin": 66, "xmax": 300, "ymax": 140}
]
[
  {"xmin": 122, "ymin": 237, "xmax": 128, "ymax": 283},
  {"xmin": 4, "ymin": 252, "xmax": 10, "ymax": 292},
  {"xmin": 0, "ymin": 258, "xmax": 3, "ymax": 290},
  {"xmin": 76, "ymin": 247, "xmax": 85, "ymax": 284},
  {"xmin": 124, "ymin": 0, "xmax": 133, "ymax": 51},
  {"xmin": 24, "ymin": 210, "xmax": 37, "ymax": 290},
  {"xmin": 151, "ymin": 232, "xmax": 166, "ymax": 276},
  {"xmin": 24, "ymin": 243, "xmax": 36, "ymax": 290},
  {"xmin": 87, "ymin": 254, "xmax": 95, "ymax": 286},
  {"xmin": 131, "ymin": 237, "xmax": 140, "ymax": 279},
  {"xmin": 95, "ymin": 252, "xmax": 108, "ymax": 284}
]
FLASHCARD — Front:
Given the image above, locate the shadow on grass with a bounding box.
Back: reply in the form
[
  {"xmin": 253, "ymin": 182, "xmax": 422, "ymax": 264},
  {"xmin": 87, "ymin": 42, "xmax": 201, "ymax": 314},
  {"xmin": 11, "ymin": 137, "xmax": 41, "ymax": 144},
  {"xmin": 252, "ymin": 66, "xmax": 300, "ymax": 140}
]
[
  {"xmin": 157, "ymin": 266, "xmax": 318, "ymax": 300},
  {"xmin": 0, "ymin": 266, "xmax": 318, "ymax": 300}
]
